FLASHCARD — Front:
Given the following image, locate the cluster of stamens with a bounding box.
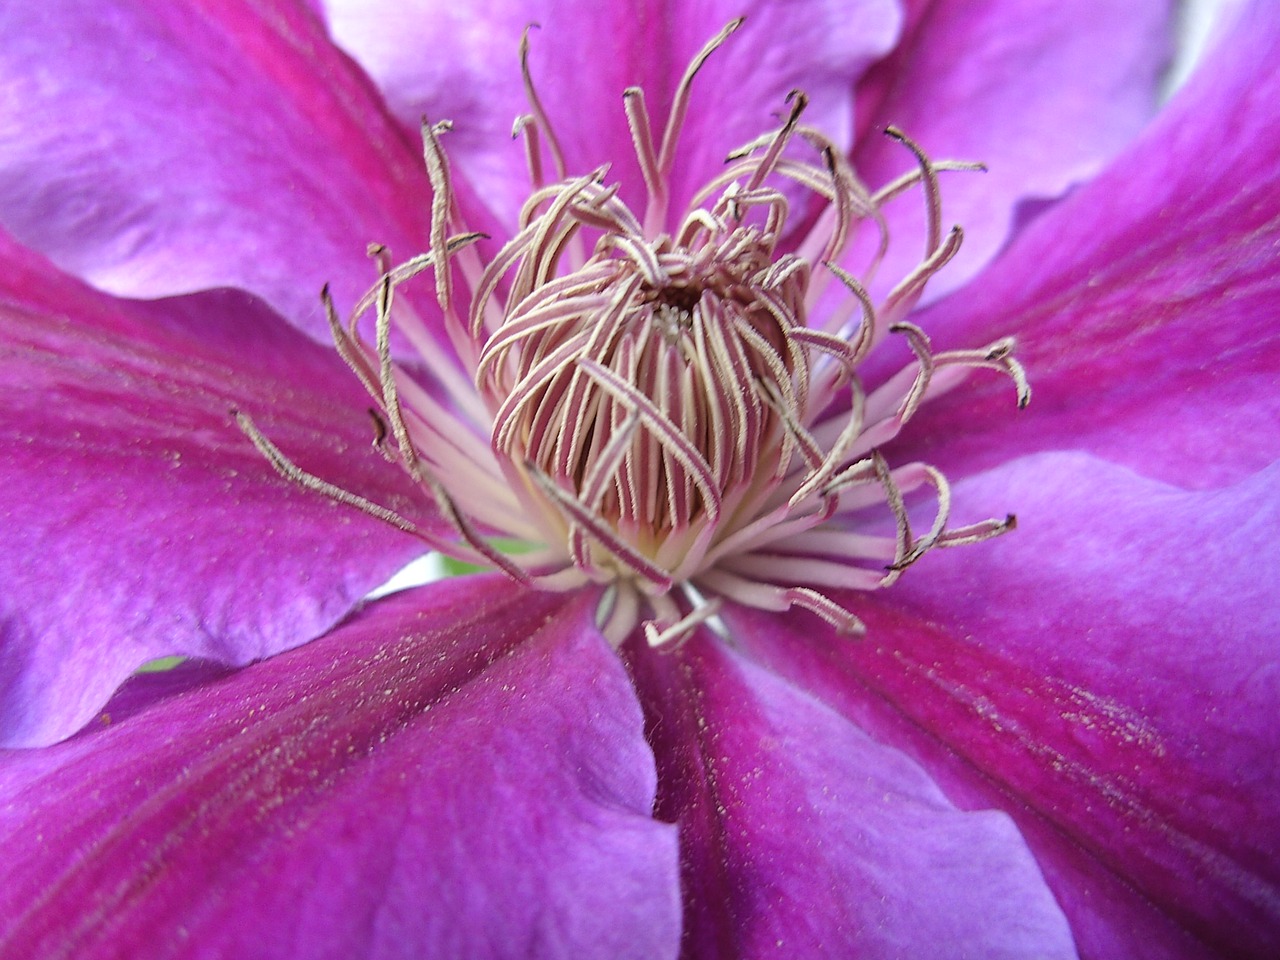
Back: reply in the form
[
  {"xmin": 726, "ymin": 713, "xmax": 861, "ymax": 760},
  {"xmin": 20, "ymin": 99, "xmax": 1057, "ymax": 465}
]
[{"xmin": 237, "ymin": 19, "xmax": 1028, "ymax": 647}]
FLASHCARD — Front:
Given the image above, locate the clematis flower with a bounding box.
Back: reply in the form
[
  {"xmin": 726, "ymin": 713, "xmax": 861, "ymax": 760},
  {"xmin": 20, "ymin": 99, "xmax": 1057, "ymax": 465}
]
[{"xmin": 0, "ymin": 1, "xmax": 1277, "ymax": 958}]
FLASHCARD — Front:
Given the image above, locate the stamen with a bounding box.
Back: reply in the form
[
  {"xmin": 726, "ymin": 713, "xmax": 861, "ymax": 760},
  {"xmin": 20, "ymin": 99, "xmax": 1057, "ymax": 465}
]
[
  {"xmin": 884, "ymin": 125, "xmax": 943, "ymax": 256},
  {"xmin": 622, "ymin": 87, "xmax": 663, "ymax": 207},
  {"xmin": 513, "ymin": 115, "xmax": 545, "ymax": 189},
  {"xmin": 939, "ymin": 513, "xmax": 1018, "ymax": 548},
  {"xmin": 723, "ymin": 553, "xmax": 884, "ymax": 591},
  {"xmin": 360, "ymin": 276, "xmax": 535, "ymax": 582},
  {"xmin": 519, "ymin": 24, "xmax": 568, "ymax": 182},
  {"xmin": 322, "ymin": 283, "xmax": 380, "ymax": 400},
  {"xmin": 367, "ymin": 408, "xmax": 391, "ymax": 455},
  {"xmin": 527, "ymin": 466, "xmax": 674, "ymax": 590},
  {"xmin": 785, "ymin": 587, "xmax": 867, "ymax": 635},
  {"xmin": 657, "ymin": 18, "xmax": 743, "ymax": 177},
  {"xmin": 881, "ymin": 224, "xmax": 964, "ymax": 323},
  {"xmin": 374, "ymin": 275, "xmax": 419, "ymax": 478},
  {"xmin": 234, "ymin": 410, "xmax": 422, "ymax": 535},
  {"xmin": 570, "ymin": 413, "xmax": 642, "ymax": 572},
  {"xmin": 871, "ymin": 159, "xmax": 988, "ymax": 208},
  {"xmin": 871, "ymin": 452, "xmax": 913, "ymax": 583},
  {"xmin": 577, "ymin": 359, "xmax": 723, "ymax": 523},
  {"xmin": 644, "ymin": 597, "xmax": 723, "ymax": 648},
  {"xmin": 420, "ymin": 118, "xmax": 456, "ymax": 312},
  {"xmin": 889, "ymin": 464, "xmax": 952, "ymax": 571},
  {"xmin": 888, "ymin": 321, "xmax": 936, "ymax": 423},
  {"xmin": 233, "ymin": 21, "xmax": 1026, "ymax": 647},
  {"xmin": 742, "ymin": 90, "xmax": 808, "ymax": 193},
  {"xmin": 599, "ymin": 581, "xmax": 642, "ymax": 646},
  {"xmin": 815, "ymin": 260, "xmax": 877, "ymax": 357}
]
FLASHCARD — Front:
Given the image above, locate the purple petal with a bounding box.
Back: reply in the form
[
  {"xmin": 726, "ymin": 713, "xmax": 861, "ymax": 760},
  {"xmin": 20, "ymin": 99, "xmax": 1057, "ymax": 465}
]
[
  {"xmin": 0, "ymin": 578, "xmax": 681, "ymax": 960},
  {"xmin": 851, "ymin": 0, "xmax": 1173, "ymax": 302},
  {"xmin": 732, "ymin": 452, "xmax": 1280, "ymax": 959},
  {"xmin": 322, "ymin": 0, "xmax": 900, "ymax": 227},
  {"xmin": 626, "ymin": 630, "xmax": 1076, "ymax": 959},
  {"xmin": 0, "ymin": 234, "xmax": 429, "ymax": 747},
  {"xmin": 890, "ymin": 0, "xmax": 1280, "ymax": 490},
  {"xmin": 0, "ymin": 0, "xmax": 435, "ymax": 335}
]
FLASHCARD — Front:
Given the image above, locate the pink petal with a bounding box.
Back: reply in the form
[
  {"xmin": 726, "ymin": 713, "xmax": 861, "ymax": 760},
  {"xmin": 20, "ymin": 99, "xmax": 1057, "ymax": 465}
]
[
  {"xmin": 0, "ymin": 0, "xmax": 435, "ymax": 336},
  {"xmin": 321, "ymin": 0, "xmax": 900, "ymax": 227},
  {"xmin": 626, "ymin": 629, "xmax": 1077, "ymax": 959},
  {"xmin": 890, "ymin": 0, "xmax": 1280, "ymax": 491},
  {"xmin": 732, "ymin": 452, "xmax": 1280, "ymax": 959},
  {"xmin": 851, "ymin": 0, "xmax": 1173, "ymax": 302},
  {"xmin": 0, "ymin": 578, "xmax": 681, "ymax": 960},
  {"xmin": 0, "ymin": 233, "xmax": 429, "ymax": 747}
]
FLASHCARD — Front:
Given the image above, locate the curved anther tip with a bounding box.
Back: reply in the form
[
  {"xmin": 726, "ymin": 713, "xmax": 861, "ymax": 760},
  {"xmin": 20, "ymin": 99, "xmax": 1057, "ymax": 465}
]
[
  {"xmin": 643, "ymin": 622, "xmax": 666, "ymax": 647},
  {"xmin": 883, "ymin": 124, "xmax": 906, "ymax": 141},
  {"xmin": 1005, "ymin": 513, "xmax": 1018, "ymax": 529},
  {"xmin": 622, "ymin": 85, "xmax": 641, "ymax": 98},
  {"xmin": 519, "ymin": 22, "xmax": 541, "ymax": 52},
  {"xmin": 783, "ymin": 90, "xmax": 809, "ymax": 126},
  {"xmin": 443, "ymin": 232, "xmax": 487, "ymax": 253},
  {"xmin": 984, "ymin": 338, "xmax": 1013, "ymax": 360},
  {"xmin": 366, "ymin": 242, "xmax": 386, "ymax": 257},
  {"xmin": 727, "ymin": 16, "xmax": 745, "ymax": 31}
]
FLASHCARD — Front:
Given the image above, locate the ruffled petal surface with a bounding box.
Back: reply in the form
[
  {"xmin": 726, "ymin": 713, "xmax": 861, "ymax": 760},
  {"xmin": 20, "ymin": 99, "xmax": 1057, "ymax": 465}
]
[
  {"xmin": 0, "ymin": 234, "xmax": 429, "ymax": 747},
  {"xmin": 626, "ymin": 630, "xmax": 1077, "ymax": 959},
  {"xmin": 0, "ymin": 0, "xmax": 435, "ymax": 335},
  {"xmin": 732, "ymin": 452, "xmax": 1280, "ymax": 959},
  {"xmin": 889, "ymin": 0, "xmax": 1280, "ymax": 490},
  {"xmin": 850, "ymin": 0, "xmax": 1172, "ymax": 301},
  {"xmin": 0, "ymin": 578, "xmax": 681, "ymax": 960},
  {"xmin": 322, "ymin": 0, "xmax": 900, "ymax": 227}
]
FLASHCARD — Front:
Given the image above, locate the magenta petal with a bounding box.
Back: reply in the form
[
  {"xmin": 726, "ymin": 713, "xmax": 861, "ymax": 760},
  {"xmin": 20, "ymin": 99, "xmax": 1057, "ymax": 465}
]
[
  {"xmin": 323, "ymin": 0, "xmax": 900, "ymax": 225},
  {"xmin": 0, "ymin": 235, "xmax": 429, "ymax": 747},
  {"xmin": 852, "ymin": 0, "xmax": 1172, "ymax": 302},
  {"xmin": 0, "ymin": 578, "xmax": 681, "ymax": 960},
  {"xmin": 626, "ymin": 631, "xmax": 1076, "ymax": 959},
  {"xmin": 893, "ymin": 0, "xmax": 1280, "ymax": 490},
  {"xmin": 0, "ymin": 0, "xmax": 434, "ymax": 335},
  {"xmin": 734, "ymin": 453, "xmax": 1280, "ymax": 959}
]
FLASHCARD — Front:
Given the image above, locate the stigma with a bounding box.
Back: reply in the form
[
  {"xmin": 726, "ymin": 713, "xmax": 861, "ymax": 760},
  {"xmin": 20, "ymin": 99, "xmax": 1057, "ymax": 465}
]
[{"xmin": 238, "ymin": 19, "xmax": 1028, "ymax": 647}]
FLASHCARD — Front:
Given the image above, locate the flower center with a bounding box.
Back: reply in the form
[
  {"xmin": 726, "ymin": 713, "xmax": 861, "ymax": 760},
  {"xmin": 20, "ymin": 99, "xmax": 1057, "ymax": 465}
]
[
  {"xmin": 478, "ymin": 191, "xmax": 808, "ymax": 565},
  {"xmin": 236, "ymin": 19, "xmax": 1028, "ymax": 647}
]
